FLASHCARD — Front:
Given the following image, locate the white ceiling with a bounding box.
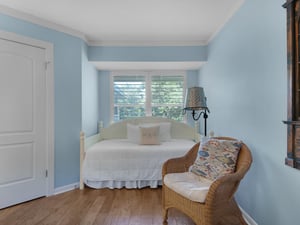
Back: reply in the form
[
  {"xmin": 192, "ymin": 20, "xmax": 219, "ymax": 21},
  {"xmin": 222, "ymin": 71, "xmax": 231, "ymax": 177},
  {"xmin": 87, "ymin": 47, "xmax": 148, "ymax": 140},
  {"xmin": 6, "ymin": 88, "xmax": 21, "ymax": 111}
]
[{"xmin": 0, "ymin": 0, "xmax": 244, "ymax": 46}]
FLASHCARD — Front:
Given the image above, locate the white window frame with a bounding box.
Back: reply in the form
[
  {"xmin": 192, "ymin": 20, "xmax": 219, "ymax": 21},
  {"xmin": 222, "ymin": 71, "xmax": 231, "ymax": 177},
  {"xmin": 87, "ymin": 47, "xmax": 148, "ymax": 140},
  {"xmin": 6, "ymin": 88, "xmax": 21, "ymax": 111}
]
[{"xmin": 110, "ymin": 70, "xmax": 187, "ymax": 123}]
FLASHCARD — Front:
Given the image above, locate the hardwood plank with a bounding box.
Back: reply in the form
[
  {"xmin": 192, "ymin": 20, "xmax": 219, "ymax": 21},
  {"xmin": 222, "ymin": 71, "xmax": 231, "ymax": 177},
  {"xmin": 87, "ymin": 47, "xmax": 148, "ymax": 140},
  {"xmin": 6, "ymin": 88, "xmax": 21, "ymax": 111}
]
[
  {"xmin": 91, "ymin": 189, "xmax": 115, "ymax": 225},
  {"xmin": 0, "ymin": 187, "xmax": 195, "ymax": 225},
  {"xmin": 152, "ymin": 188, "xmax": 163, "ymax": 225},
  {"xmin": 127, "ymin": 189, "xmax": 144, "ymax": 225},
  {"xmin": 79, "ymin": 196, "xmax": 105, "ymax": 225},
  {"xmin": 39, "ymin": 191, "xmax": 85, "ymax": 225}
]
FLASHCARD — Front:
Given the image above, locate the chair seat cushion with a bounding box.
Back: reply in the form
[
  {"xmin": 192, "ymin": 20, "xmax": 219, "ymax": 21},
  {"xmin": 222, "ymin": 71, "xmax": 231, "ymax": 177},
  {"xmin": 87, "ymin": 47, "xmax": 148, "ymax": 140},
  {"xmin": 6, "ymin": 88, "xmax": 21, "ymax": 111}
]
[{"xmin": 164, "ymin": 172, "xmax": 213, "ymax": 203}]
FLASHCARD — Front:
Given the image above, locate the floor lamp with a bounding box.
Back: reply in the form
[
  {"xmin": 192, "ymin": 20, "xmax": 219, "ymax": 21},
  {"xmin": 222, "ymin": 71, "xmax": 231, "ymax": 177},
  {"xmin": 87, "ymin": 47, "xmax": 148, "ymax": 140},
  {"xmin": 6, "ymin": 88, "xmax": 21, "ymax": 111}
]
[{"xmin": 183, "ymin": 87, "xmax": 210, "ymax": 136}]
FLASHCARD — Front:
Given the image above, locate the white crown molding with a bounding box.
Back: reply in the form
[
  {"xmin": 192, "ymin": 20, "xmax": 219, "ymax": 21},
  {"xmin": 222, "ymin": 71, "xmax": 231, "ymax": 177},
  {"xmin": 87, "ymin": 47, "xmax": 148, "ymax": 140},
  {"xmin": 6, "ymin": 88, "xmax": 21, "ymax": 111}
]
[
  {"xmin": 88, "ymin": 40, "xmax": 207, "ymax": 47},
  {"xmin": 0, "ymin": 4, "xmax": 206, "ymax": 47},
  {"xmin": 0, "ymin": 1, "xmax": 244, "ymax": 47},
  {"xmin": 206, "ymin": 0, "xmax": 245, "ymax": 44},
  {"xmin": 0, "ymin": 5, "xmax": 87, "ymax": 42},
  {"xmin": 91, "ymin": 61, "xmax": 206, "ymax": 70}
]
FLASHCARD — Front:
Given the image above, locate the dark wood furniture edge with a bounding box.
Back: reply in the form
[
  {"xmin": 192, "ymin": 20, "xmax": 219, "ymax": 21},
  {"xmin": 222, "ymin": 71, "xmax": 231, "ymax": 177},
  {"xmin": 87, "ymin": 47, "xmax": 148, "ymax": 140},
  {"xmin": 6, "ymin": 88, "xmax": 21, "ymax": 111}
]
[
  {"xmin": 283, "ymin": 0, "xmax": 297, "ymax": 8},
  {"xmin": 283, "ymin": 120, "xmax": 300, "ymax": 125}
]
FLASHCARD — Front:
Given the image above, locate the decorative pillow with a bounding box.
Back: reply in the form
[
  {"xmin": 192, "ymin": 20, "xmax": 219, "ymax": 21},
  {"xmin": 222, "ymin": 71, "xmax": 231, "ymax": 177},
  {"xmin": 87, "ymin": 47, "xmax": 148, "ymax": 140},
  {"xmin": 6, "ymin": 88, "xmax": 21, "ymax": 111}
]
[
  {"xmin": 158, "ymin": 122, "xmax": 172, "ymax": 141},
  {"xmin": 140, "ymin": 122, "xmax": 171, "ymax": 141},
  {"xmin": 127, "ymin": 123, "xmax": 140, "ymax": 143},
  {"xmin": 139, "ymin": 126, "xmax": 160, "ymax": 145},
  {"xmin": 190, "ymin": 139, "xmax": 242, "ymax": 181}
]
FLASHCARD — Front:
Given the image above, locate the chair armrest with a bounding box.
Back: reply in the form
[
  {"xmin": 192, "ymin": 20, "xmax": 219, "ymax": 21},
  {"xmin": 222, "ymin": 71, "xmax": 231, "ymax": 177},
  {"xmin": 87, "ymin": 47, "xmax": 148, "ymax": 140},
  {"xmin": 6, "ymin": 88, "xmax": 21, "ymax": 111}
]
[
  {"xmin": 162, "ymin": 142, "xmax": 200, "ymax": 177},
  {"xmin": 206, "ymin": 173, "xmax": 240, "ymax": 203}
]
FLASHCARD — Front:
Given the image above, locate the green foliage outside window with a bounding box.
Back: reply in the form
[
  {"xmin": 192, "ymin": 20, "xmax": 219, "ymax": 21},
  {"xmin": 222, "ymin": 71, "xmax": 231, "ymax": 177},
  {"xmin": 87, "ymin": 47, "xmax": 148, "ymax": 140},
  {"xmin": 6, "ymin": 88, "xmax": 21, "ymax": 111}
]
[{"xmin": 113, "ymin": 74, "xmax": 185, "ymax": 121}]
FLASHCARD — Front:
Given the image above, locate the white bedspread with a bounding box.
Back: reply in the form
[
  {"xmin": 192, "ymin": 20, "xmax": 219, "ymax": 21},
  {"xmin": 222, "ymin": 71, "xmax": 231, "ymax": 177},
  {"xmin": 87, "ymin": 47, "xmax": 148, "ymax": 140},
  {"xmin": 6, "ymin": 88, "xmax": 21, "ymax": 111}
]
[{"xmin": 83, "ymin": 139, "xmax": 196, "ymax": 189}]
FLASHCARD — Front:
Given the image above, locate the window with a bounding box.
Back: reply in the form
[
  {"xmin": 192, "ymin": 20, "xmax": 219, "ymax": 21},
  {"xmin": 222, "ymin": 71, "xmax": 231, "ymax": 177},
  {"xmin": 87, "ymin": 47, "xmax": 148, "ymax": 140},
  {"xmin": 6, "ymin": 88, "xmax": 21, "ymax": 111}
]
[
  {"xmin": 112, "ymin": 71, "xmax": 186, "ymax": 122},
  {"xmin": 113, "ymin": 75, "xmax": 146, "ymax": 120}
]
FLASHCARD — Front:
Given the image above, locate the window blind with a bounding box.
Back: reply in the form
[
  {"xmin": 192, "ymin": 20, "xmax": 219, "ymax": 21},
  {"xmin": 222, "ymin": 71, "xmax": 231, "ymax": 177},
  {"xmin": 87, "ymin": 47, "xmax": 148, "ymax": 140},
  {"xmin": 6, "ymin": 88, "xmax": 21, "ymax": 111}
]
[
  {"xmin": 112, "ymin": 72, "xmax": 185, "ymax": 121},
  {"xmin": 151, "ymin": 75, "xmax": 184, "ymax": 120},
  {"xmin": 113, "ymin": 76, "xmax": 146, "ymax": 120}
]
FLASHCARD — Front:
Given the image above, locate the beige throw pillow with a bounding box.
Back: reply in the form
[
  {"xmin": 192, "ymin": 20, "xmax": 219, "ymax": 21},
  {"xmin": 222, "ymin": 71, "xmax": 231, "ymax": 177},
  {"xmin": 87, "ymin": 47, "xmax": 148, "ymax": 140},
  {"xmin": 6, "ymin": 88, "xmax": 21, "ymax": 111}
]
[
  {"xmin": 139, "ymin": 122, "xmax": 171, "ymax": 141},
  {"xmin": 139, "ymin": 126, "xmax": 160, "ymax": 145}
]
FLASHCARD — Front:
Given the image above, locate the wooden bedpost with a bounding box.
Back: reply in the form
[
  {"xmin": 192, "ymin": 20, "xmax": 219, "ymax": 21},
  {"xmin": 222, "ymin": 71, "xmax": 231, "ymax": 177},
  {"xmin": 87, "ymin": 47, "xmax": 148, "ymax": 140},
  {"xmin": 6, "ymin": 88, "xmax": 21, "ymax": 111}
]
[{"xmin": 80, "ymin": 131, "xmax": 85, "ymax": 190}]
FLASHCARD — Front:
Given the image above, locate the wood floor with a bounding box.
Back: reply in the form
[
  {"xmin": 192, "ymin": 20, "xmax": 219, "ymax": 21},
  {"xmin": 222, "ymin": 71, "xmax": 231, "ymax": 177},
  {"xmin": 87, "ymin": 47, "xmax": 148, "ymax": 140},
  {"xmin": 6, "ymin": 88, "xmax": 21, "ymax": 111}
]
[{"xmin": 0, "ymin": 187, "xmax": 195, "ymax": 225}]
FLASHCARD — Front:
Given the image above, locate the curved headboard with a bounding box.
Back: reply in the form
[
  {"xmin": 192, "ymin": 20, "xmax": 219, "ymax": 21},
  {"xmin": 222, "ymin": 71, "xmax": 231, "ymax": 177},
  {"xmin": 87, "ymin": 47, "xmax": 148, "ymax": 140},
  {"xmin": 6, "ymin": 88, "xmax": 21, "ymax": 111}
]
[{"xmin": 100, "ymin": 117, "xmax": 200, "ymax": 142}]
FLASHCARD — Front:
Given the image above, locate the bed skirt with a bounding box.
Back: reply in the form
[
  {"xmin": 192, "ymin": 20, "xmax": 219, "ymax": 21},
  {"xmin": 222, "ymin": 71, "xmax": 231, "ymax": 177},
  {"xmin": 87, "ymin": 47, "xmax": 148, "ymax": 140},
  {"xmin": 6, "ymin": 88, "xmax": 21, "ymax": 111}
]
[{"xmin": 84, "ymin": 179, "xmax": 162, "ymax": 189}]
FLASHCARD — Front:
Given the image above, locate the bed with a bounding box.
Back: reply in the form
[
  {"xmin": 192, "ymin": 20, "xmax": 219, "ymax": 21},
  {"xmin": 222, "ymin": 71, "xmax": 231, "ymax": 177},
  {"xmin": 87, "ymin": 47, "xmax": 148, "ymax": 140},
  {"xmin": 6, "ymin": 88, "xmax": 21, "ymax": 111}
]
[{"xmin": 80, "ymin": 117, "xmax": 200, "ymax": 189}]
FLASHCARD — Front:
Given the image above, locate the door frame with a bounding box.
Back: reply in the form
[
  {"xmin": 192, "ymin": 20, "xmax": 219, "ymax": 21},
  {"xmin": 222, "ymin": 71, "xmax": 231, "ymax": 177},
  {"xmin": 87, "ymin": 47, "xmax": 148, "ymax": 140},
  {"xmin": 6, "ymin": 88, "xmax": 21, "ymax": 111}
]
[{"xmin": 0, "ymin": 30, "xmax": 54, "ymax": 196}]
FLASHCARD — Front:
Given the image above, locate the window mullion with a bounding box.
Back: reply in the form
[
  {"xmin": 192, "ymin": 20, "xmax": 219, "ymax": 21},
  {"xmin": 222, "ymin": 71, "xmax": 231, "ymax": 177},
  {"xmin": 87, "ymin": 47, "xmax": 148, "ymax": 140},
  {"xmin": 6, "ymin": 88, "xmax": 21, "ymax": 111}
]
[{"xmin": 145, "ymin": 73, "xmax": 152, "ymax": 116}]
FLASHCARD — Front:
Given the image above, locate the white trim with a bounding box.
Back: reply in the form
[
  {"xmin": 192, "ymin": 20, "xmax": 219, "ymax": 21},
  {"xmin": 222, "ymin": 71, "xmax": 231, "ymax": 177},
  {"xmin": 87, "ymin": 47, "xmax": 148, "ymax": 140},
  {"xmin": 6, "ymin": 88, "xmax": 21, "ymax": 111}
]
[
  {"xmin": 45, "ymin": 39, "xmax": 55, "ymax": 197},
  {"xmin": 0, "ymin": 2, "xmax": 244, "ymax": 47},
  {"xmin": 0, "ymin": 5, "xmax": 87, "ymax": 42},
  {"xmin": 91, "ymin": 61, "xmax": 206, "ymax": 71},
  {"xmin": 145, "ymin": 74, "xmax": 152, "ymax": 116},
  {"xmin": 0, "ymin": 4, "xmax": 204, "ymax": 47},
  {"xmin": 206, "ymin": 0, "xmax": 245, "ymax": 44},
  {"xmin": 0, "ymin": 30, "xmax": 55, "ymax": 196},
  {"xmin": 88, "ymin": 40, "xmax": 207, "ymax": 47},
  {"xmin": 240, "ymin": 206, "xmax": 258, "ymax": 225},
  {"xmin": 54, "ymin": 183, "xmax": 79, "ymax": 195}
]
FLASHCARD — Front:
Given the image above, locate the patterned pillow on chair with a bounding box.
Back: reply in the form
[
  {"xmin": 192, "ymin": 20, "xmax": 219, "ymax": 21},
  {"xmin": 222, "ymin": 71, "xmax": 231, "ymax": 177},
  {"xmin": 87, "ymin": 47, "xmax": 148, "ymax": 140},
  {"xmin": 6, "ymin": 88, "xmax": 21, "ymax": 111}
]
[{"xmin": 190, "ymin": 139, "xmax": 242, "ymax": 181}]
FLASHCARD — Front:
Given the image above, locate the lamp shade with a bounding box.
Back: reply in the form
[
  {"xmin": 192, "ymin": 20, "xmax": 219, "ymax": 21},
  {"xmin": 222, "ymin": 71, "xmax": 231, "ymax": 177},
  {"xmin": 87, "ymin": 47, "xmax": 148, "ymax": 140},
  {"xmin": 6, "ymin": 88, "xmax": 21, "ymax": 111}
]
[{"xmin": 184, "ymin": 87, "xmax": 208, "ymax": 110}]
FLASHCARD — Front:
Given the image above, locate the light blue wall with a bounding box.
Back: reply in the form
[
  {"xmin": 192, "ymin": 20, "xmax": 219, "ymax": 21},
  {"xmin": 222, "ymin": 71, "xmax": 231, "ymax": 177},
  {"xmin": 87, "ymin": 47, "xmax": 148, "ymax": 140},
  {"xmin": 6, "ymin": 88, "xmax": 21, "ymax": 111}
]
[
  {"xmin": 82, "ymin": 43, "xmax": 99, "ymax": 136},
  {"xmin": 200, "ymin": 0, "xmax": 300, "ymax": 224},
  {"xmin": 98, "ymin": 70, "xmax": 111, "ymax": 127},
  {"xmin": 2, "ymin": 3, "xmax": 299, "ymax": 222},
  {"xmin": 0, "ymin": 11, "xmax": 203, "ymax": 188},
  {"xmin": 88, "ymin": 46, "xmax": 207, "ymax": 61},
  {"xmin": 91, "ymin": 45, "xmax": 206, "ymax": 127},
  {"xmin": 0, "ymin": 13, "xmax": 83, "ymax": 188},
  {"xmin": 92, "ymin": 44, "xmax": 205, "ymax": 127}
]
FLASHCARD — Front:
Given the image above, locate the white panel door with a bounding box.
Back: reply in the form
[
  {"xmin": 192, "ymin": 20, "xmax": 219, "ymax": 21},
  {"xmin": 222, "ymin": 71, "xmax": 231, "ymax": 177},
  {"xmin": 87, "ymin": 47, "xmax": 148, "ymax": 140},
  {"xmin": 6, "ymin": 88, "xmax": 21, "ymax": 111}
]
[{"xmin": 0, "ymin": 38, "xmax": 47, "ymax": 209}]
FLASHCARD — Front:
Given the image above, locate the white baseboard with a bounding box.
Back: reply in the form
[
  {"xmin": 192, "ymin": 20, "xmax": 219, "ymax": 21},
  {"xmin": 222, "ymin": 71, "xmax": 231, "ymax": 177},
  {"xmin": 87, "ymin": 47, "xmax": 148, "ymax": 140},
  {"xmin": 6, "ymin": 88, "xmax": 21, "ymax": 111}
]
[
  {"xmin": 54, "ymin": 182, "xmax": 79, "ymax": 195},
  {"xmin": 240, "ymin": 206, "xmax": 258, "ymax": 225}
]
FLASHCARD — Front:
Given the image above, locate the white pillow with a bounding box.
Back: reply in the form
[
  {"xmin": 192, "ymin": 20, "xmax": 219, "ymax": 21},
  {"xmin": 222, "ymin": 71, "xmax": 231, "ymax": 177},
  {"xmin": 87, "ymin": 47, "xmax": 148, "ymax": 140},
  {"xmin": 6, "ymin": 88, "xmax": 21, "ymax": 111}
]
[
  {"xmin": 159, "ymin": 122, "xmax": 172, "ymax": 141},
  {"xmin": 139, "ymin": 122, "xmax": 171, "ymax": 141},
  {"xmin": 127, "ymin": 123, "xmax": 140, "ymax": 143}
]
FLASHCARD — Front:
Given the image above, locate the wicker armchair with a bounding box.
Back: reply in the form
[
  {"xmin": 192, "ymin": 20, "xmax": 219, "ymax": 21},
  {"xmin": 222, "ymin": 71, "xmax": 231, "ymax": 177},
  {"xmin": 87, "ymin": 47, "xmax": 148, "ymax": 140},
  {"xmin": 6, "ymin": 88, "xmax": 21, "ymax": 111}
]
[{"xmin": 162, "ymin": 137, "xmax": 252, "ymax": 225}]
